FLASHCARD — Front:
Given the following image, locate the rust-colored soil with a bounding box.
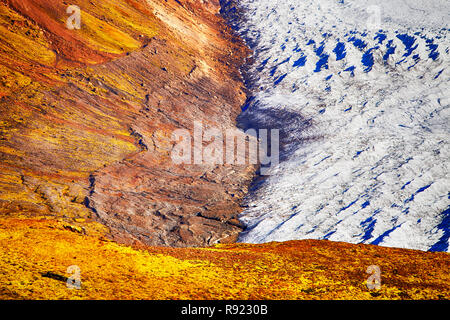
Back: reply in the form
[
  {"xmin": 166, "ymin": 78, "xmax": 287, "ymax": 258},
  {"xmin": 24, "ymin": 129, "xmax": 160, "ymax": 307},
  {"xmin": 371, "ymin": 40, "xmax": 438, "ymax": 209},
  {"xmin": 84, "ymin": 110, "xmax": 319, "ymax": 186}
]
[{"xmin": 1, "ymin": 217, "xmax": 449, "ymax": 300}]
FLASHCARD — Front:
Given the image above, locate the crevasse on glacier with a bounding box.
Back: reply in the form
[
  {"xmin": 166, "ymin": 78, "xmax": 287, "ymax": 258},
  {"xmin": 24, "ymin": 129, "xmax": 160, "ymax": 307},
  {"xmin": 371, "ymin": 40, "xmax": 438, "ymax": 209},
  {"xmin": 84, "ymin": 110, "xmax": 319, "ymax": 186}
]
[{"xmin": 222, "ymin": 0, "xmax": 450, "ymax": 251}]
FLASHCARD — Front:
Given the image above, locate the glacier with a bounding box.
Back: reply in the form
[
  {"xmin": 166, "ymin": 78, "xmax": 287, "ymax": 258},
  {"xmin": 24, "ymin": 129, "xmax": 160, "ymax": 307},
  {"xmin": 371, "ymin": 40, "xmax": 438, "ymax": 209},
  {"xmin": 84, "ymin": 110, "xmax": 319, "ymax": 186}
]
[{"xmin": 222, "ymin": 0, "xmax": 450, "ymax": 251}]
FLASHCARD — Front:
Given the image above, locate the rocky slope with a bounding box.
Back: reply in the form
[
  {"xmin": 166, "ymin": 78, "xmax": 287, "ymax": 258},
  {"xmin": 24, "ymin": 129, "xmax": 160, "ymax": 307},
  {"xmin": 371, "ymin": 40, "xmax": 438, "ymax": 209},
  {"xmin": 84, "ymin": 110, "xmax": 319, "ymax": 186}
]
[
  {"xmin": 223, "ymin": 0, "xmax": 449, "ymax": 252},
  {"xmin": 0, "ymin": 0, "xmax": 254, "ymax": 247},
  {"xmin": 0, "ymin": 0, "xmax": 448, "ymax": 300}
]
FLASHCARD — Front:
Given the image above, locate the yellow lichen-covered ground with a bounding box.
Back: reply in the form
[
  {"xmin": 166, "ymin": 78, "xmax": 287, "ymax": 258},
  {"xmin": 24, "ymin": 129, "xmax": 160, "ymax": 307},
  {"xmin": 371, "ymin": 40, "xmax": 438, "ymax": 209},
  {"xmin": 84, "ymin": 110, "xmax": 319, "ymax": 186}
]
[{"xmin": 0, "ymin": 217, "xmax": 448, "ymax": 300}]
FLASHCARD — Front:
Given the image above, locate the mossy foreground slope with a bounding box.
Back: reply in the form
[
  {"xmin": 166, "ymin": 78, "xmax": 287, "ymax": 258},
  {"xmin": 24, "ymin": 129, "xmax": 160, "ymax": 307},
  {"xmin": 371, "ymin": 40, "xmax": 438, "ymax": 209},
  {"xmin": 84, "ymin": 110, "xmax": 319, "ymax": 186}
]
[{"xmin": 1, "ymin": 217, "xmax": 449, "ymax": 300}]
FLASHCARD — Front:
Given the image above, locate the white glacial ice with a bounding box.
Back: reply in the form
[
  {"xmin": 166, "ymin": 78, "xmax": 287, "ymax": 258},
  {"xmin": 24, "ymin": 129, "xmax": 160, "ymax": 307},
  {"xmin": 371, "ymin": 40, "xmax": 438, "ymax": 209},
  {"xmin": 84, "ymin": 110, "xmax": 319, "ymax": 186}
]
[{"xmin": 227, "ymin": 0, "xmax": 450, "ymax": 251}]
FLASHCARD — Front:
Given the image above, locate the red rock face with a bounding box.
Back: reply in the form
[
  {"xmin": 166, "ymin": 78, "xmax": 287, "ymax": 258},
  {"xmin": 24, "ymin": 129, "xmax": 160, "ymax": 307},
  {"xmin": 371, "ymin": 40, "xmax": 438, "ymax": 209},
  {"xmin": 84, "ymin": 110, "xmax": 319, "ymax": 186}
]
[
  {"xmin": 0, "ymin": 0, "xmax": 255, "ymax": 247},
  {"xmin": 87, "ymin": 38, "xmax": 256, "ymax": 247}
]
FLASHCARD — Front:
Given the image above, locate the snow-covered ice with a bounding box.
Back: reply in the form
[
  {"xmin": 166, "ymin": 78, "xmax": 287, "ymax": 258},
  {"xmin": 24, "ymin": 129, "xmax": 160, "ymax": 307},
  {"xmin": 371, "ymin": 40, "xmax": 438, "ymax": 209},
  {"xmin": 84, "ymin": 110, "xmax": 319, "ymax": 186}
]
[{"xmin": 223, "ymin": 0, "xmax": 450, "ymax": 251}]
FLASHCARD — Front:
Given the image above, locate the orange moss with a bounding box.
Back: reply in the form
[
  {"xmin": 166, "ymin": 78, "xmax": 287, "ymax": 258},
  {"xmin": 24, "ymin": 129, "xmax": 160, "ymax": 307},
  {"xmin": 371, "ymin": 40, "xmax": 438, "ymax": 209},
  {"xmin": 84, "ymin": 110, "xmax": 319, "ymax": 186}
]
[{"xmin": 0, "ymin": 217, "xmax": 448, "ymax": 300}]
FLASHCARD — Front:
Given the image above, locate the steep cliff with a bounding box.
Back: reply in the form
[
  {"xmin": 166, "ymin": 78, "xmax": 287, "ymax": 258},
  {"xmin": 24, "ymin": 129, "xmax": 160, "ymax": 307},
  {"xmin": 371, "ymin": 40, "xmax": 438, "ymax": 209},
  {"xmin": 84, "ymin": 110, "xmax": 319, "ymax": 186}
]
[{"xmin": 0, "ymin": 0, "xmax": 254, "ymax": 247}]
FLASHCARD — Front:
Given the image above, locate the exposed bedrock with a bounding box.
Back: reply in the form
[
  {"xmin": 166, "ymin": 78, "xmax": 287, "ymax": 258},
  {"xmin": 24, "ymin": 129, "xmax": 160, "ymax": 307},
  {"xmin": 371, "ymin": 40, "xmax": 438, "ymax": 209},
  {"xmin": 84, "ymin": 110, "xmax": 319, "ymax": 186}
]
[{"xmin": 0, "ymin": 0, "xmax": 255, "ymax": 246}]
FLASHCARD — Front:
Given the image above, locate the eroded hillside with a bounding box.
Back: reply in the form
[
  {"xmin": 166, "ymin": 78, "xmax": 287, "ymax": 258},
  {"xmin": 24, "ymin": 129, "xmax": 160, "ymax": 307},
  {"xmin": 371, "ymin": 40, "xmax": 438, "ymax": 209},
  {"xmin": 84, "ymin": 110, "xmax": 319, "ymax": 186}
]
[{"xmin": 0, "ymin": 0, "xmax": 254, "ymax": 247}]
